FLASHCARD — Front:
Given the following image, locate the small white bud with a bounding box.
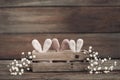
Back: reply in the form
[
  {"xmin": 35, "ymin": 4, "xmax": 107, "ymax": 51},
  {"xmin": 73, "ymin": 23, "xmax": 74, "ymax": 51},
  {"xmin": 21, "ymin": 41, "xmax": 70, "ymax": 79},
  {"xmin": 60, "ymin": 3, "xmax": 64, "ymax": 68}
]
[
  {"xmin": 95, "ymin": 52, "xmax": 98, "ymax": 55},
  {"xmin": 90, "ymin": 63, "xmax": 94, "ymax": 67},
  {"xmin": 14, "ymin": 59, "xmax": 17, "ymax": 62},
  {"xmin": 27, "ymin": 68, "xmax": 30, "ymax": 71},
  {"xmin": 21, "ymin": 69, "xmax": 24, "ymax": 72},
  {"xmin": 104, "ymin": 58, "xmax": 107, "ymax": 61},
  {"xmin": 23, "ymin": 62, "xmax": 26, "ymax": 66},
  {"xmin": 104, "ymin": 67, "xmax": 108, "ymax": 70},
  {"xmin": 14, "ymin": 72, "xmax": 17, "ymax": 75},
  {"xmin": 27, "ymin": 61, "xmax": 31, "ymax": 64},
  {"xmin": 90, "ymin": 60, "xmax": 93, "ymax": 62},
  {"xmin": 86, "ymin": 58, "xmax": 90, "ymax": 61},
  {"xmin": 93, "ymin": 62, "xmax": 98, "ymax": 65},
  {"xmin": 89, "ymin": 71, "xmax": 93, "ymax": 74},
  {"xmin": 87, "ymin": 66, "xmax": 90, "ymax": 69},
  {"xmin": 94, "ymin": 57, "xmax": 98, "ymax": 61},
  {"xmin": 18, "ymin": 64, "xmax": 22, "ymax": 67},
  {"xmin": 97, "ymin": 67, "xmax": 101, "ymax": 70},
  {"xmin": 108, "ymin": 57, "xmax": 111, "ymax": 60},
  {"xmin": 101, "ymin": 60, "xmax": 104, "ymax": 63},
  {"xmin": 21, "ymin": 52, "xmax": 25, "ymax": 55},
  {"xmin": 29, "ymin": 56, "xmax": 32, "ymax": 59},
  {"xmin": 114, "ymin": 61, "xmax": 117, "ymax": 66},
  {"xmin": 21, "ymin": 58, "xmax": 26, "ymax": 62},
  {"xmin": 32, "ymin": 55, "xmax": 36, "ymax": 58},
  {"xmin": 93, "ymin": 68, "xmax": 96, "ymax": 71},
  {"xmin": 15, "ymin": 67, "xmax": 19, "ymax": 72},
  {"xmin": 28, "ymin": 52, "xmax": 31, "ymax": 55},
  {"xmin": 12, "ymin": 66, "xmax": 15, "ymax": 70},
  {"xmin": 90, "ymin": 54, "xmax": 93, "ymax": 57},
  {"xmin": 9, "ymin": 69, "xmax": 12, "ymax": 72},
  {"xmin": 19, "ymin": 72, "xmax": 22, "ymax": 75},
  {"xmin": 83, "ymin": 51, "xmax": 86, "ymax": 54},
  {"xmin": 89, "ymin": 50, "xmax": 92, "ymax": 53},
  {"xmin": 89, "ymin": 46, "xmax": 92, "ymax": 49},
  {"xmin": 104, "ymin": 71, "xmax": 110, "ymax": 74},
  {"xmin": 95, "ymin": 71, "xmax": 99, "ymax": 74},
  {"xmin": 25, "ymin": 64, "xmax": 28, "ymax": 67},
  {"xmin": 93, "ymin": 54, "xmax": 96, "ymax": 57},
  {"xmin": 11, "ymin": 62, "xmax": 14, "ymax": 65}
]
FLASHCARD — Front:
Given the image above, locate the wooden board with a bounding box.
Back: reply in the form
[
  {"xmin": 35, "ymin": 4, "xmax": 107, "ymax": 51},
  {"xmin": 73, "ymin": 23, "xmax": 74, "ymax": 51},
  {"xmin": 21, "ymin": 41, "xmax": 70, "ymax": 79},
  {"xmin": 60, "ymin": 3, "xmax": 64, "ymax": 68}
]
[
  {"xmin": 32, "ymin": 50, "xmax": 89, "ymax": 61},
  {"xmin": 32, "ymin": 62, "xmax": 72, "ymax": 72},
  {"xmin": 0, "ymin": 7, "xmax": 120, "ymax": 33},
  {"xmin": 32, "ymin": 62, "xmax": 88, "ymax": 72},
  {"xmin": 0, "ymin": 33, "xmax": 119, "ymax": 59},
  {"xmin": 32, "ymin": 50, "xmax": 74, "ymax": 60},
  {"xmin": 33, "ymin": 59, "xmax": 120, "ymax": 71},
  {"xmin": 0, "ymin": 60, "xmax": 120, "ymax": 80},
  {"xmin": 0, "ymin": 0, "xmax": 120, "ymax": 7}
]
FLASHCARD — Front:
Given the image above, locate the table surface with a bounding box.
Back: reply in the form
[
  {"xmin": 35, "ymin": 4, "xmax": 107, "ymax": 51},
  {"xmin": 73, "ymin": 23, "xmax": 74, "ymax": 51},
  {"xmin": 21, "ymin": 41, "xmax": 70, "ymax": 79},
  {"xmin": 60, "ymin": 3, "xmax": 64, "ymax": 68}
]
[{"xmin": 0, "ymin": 60, "xmax": 120, "ymax": 80}]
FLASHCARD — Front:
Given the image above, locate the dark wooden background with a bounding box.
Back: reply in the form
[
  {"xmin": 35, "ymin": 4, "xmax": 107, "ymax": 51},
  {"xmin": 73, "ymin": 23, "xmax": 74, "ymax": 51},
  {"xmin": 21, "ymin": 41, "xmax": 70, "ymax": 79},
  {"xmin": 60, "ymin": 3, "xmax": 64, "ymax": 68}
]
[{"xmin": 0, "ymin": 0, "xmax": 120, "ymax": 59}]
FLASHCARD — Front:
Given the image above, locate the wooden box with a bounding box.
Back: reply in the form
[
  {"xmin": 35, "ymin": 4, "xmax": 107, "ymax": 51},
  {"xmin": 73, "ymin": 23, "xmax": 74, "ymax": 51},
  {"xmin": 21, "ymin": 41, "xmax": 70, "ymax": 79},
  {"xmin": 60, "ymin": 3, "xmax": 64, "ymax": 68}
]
[{"xmin": 32, "ymin": 50, "xmax": 89, "ymax": 72}]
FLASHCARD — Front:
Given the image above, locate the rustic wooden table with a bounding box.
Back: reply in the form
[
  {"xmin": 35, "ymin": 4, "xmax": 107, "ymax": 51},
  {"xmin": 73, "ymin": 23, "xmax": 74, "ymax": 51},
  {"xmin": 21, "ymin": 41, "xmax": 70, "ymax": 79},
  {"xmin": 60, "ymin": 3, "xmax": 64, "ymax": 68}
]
[{"xmin": 0, "ymin": 60, "xmax": 120, "ymax": 80}]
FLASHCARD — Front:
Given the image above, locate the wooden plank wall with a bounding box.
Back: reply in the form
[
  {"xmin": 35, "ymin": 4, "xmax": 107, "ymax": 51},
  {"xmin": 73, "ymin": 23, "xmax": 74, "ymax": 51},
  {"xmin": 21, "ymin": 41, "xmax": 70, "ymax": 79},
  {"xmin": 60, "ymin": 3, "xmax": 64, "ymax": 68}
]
[{"xmin": 0, "ymin": 0, "xmax": 120, "ymax": 59}]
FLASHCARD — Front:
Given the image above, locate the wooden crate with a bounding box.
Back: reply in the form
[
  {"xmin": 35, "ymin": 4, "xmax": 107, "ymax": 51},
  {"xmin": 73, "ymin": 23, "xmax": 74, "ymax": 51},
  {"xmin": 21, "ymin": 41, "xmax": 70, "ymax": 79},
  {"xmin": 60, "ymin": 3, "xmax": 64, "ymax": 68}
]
[{"xmin": 32, "ymin": 50, "xmax": 89, "ymax": 72}]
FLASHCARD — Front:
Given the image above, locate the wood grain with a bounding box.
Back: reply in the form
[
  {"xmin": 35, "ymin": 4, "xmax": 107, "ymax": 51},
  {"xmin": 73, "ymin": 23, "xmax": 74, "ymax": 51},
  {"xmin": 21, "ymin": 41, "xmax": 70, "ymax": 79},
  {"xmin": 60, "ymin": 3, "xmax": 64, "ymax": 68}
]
[
  {"xmin": 0, "ymin": 60, "xmax": 120, "ymax": 80},
  {"xmin": 32, "ymin": 62, "xmax": 72, "ymax": 72},
  {"xmin": 0, "ymin": 33, "xmax": 119, "ymax": 59},
  {"xmin": 32, "ymin": 50, "xmax": 88, "ymax": 61},
  {"xmin": 0, "ymin": 0, "xmax": 120, "ymax": 7},
  {"xmin": 0, "ymin": 7, "xmax": 120, "ymax": 33}
]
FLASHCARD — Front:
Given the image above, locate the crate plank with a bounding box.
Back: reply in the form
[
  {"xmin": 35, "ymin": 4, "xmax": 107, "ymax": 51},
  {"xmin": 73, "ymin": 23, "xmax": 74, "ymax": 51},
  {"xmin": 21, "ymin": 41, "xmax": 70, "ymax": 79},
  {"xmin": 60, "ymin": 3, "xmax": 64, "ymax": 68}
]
[
  {"xmin": 32, "ymin": 63, "xmax": 72, "ymax": 72},
  {"xmin": 32, "ymin": 50, "xmax": 88, "ymax": 61},
  {"xmin": 0, "ymin": 0, "xmax": 120, "ymax": 7},
  {"xmin": 0, "ymin": 7, "xmax": 120, "ymax": 33},
  {"xmin": 0, "ymin": 33, "xmax": 119, "ymax": 59}
]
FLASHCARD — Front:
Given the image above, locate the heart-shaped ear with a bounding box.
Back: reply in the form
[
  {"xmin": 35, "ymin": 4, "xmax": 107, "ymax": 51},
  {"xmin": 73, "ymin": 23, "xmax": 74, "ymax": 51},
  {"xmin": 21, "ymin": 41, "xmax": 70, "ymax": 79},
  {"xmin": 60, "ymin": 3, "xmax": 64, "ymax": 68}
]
[
  {"xmin": 32, "ymin": 39, "xmax": 42, "ymax": 53},
  {"xmin": 61, "ymin": 39, "xmax": 70, "ymax": 51},
  {"xmin": 69, "ymin": 40, "xmax": 76, "ymax": 52},
  {"xmin": 43, "ymin": 39, "xmax": 52, "ymax": 53},
  {"xmin": 52, "ymin": 38, "xmax": 60, "ymax": 52},
  {"xmin": 76, "ymin": 39, "xmax": 83, "ymax": 52}
]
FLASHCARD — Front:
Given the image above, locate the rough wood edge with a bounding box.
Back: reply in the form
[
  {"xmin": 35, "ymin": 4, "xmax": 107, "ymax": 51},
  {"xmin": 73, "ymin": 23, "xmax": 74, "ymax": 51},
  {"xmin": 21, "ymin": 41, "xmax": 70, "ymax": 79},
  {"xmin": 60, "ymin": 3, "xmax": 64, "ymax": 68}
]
[{"xmin": 0, "ymin": 0, "xmax": 120, "ymax": 7}]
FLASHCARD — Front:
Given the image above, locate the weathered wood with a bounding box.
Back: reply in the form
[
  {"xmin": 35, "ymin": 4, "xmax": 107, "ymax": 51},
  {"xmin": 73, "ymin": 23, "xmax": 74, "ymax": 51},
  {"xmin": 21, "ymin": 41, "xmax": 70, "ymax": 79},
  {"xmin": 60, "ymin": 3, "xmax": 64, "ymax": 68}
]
[
  {"xmin": 32, "ymin": 62, "xmax": 89, "ymax": 72},
  {"xmin": 0, "ymin": 7, "xmax": 120, "ymax": 33},
  {"xmin": 32, "ymin": 50, "xmax": 74, "ymax": 61},
  {"xmin": 0, "ymin": 0, "xmax": 120, "ymax": 7},
  {"xmin": 1, "ymin": 60, "xmax": 120, "ymax": 80},
  {"xmin": 32, "ymin": 62, "xmax": 72, "ymax": 72},
  {"xmin": 0, "ymin": 33, "xmax": 119, "ymax": 59},
  {"xmin": 32, "ymin": 50, "xmax": 89, "ymax": 72},
  {"xmin": 32, "ymin": 50, "xmax": 88, "ymax": 61}
]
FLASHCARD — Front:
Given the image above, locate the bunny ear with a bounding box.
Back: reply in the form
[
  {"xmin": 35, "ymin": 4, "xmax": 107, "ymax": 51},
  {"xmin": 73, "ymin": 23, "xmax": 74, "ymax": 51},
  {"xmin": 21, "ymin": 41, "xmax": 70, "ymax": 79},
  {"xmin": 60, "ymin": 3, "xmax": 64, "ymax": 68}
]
[
  {"xmin": 43, "ymin": 39, "xmax": 52, "ymax": 53},
  {"xmin": 52, "ymin": 38, "xmax": 60, "ymax": 52},
  {"xmin": 61, "ymin": 39, "xmax": 70, "ymax": 51},
  {"xmin": 32, "ymin": 39, "xmax": 42, "ymax": 53},
  {"xmin": 76, "ymin": 39, "xmax": 83, "ymax": 52},
  {"xmin": 69, "ymin": 40, "xmax": 76, "ymax": 52}
]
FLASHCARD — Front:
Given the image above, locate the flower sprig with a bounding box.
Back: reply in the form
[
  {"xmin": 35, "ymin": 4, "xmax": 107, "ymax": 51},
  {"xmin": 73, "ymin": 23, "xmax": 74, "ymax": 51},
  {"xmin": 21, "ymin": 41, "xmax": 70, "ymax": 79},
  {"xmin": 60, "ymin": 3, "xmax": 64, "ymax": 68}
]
[
  {"xmin": 86, "ymin": 46, "xmax": 117, "ymax": 74},
  {"xmin": 7, "ymin": 52, "xmax": 36, "ymax": 75}
]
